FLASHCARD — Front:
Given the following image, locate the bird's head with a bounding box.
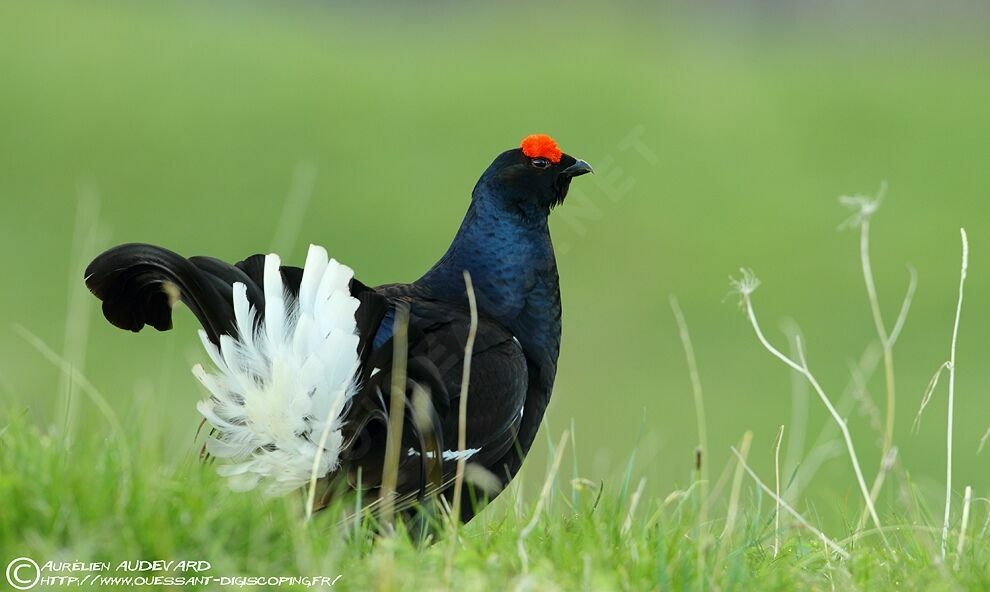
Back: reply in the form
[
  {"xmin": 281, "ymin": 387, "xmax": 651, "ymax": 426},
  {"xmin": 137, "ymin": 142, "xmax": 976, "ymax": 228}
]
[{"xmin": 475, "ymin": 134, "xmax": 593, "ymax": 215}]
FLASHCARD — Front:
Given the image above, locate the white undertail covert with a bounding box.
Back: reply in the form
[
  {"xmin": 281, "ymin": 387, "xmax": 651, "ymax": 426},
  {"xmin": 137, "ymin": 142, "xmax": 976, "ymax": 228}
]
[{"xmin": 193, "ymin": 245, "xmax": 361, "ymax": 495}]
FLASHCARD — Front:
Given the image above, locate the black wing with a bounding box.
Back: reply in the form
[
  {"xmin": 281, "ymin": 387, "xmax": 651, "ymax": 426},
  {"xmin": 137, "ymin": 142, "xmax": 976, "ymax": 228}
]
[{"xmin": 338, "ymin": 294, "xmax": 528, "ymax": 520}]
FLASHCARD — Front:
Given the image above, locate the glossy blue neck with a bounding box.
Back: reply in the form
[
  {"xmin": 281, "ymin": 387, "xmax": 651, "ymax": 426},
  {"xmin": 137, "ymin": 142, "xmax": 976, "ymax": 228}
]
[{"xmin": 416, "ymin": 183, "xmax": 560, "ymax": 357}]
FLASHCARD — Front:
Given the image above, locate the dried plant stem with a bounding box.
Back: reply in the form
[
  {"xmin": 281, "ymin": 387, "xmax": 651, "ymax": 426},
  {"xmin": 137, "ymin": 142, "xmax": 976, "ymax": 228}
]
[
  {"xmin": 270, "ymin": 159, "xmax": 318, "ymax": 256},
  {"xmin": 730, "ymin": 447, "xmax": 850, "ymax": 560},
  {"xmin": 942, "ymin": 228, "xmax": 969, "ymax": 559},
  {"xmin": 978, "ymin": 497, "xmax": 990, "ymax": 539},
  {"xmin": 792, "ymin": 344, "xmax": 881, "ymax": 502},
  {"xmin": 669, "ymin": 295, "xmax": 709, "ymax": 589},
  {"xmin": 979, "ymin": 427, "xmax": 990, "ymax": 453},
  {"xmin": 306, "ymin": 395, "xmax": 345, "ymax": 521},
  {"xmin": 955, "ymin": 485, "xmax": 973, "ymax": 570},
  {"xmin": 713, "ymin": 431, "xmax": 752, "ymax": 577},
  {"xmin": 737, "ymin": 283, "xmax": 888, "ymax": 548},
  {"xmin": 857, "ymin": 217, "xmax": 917, "ymax": 521},
  {"xmin": 451, "ymin": 272, "xmax": 479, "ymax": 526},
  {"xmin": 59, "ymin": 187, "xmax": 106, "ymax": 444},
  {"xmin": 858, "ymin": 218, "xmax": 898, "ymax": 456},
  {"xmin": 518, "ymin": 430, "xmax": 569, "ymax": 573},
  {"xmin": 773, "ymin": 425, "xmax": 785, "ymax": 558},
  {"xmin": 442, "ymin": 273, "xmax": 480, "ymax": 589},
  {"xmin": 781, "ymin": 322, "xmax": 810, "ymax": 495},
  {"xmin": 669, "ymin": 296, "xmax": 709, "ymax": 487},
  {"xmin": 621, "ymin": 477, "xmax": 647, "ymax": 535},
  {"xmin": 379, "ymin": 305, "xmax": 410, "ymax": 531},
  {"xmin": 16, "ymin": 324, "xmax": 132, "ymax": 512},
  {"xmin": 913, "ymin": 362, "xmax": 951, "ymax": 433},
  {"xmin": 841, "ymin": 188, "xmax": 917, "ymax": 528}
]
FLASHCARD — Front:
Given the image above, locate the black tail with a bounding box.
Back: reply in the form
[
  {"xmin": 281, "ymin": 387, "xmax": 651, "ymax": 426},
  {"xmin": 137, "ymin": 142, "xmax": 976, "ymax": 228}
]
[
  {"xmin": 84, "ymin": 243, "xmax": 281, "ymax": 344},
  {"xmin": 85, "ymin": 242, "xmax": 388, "ymax": 351}
]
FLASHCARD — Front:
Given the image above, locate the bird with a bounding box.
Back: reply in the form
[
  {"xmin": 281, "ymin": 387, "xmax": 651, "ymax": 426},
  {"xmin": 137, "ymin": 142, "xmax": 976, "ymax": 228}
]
[{"xmin": 84, "ymin": 134, "xmax": 592, "ymax": 523}]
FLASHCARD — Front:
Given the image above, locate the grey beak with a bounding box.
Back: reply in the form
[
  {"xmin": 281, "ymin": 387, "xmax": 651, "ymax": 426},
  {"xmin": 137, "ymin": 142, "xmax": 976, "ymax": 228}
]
[{"xmin": 562, "ymin": 159, "xmax": 594, "ymax": 177}]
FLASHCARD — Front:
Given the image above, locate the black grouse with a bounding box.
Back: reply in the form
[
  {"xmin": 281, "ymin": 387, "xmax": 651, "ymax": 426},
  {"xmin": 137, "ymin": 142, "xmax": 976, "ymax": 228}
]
[{"xmin": 84, "ymin": 134, "xmax": 592, "ymax": 522}]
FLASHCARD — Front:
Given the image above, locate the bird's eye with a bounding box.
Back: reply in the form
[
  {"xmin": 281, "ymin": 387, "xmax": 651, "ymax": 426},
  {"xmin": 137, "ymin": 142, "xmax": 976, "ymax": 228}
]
[{"xmin": 531, "ymin": 157, "xmax": 551, "ymax": 169}]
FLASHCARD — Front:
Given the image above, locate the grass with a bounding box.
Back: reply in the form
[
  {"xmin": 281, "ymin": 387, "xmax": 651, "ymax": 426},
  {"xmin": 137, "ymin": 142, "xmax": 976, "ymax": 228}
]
[
  {"xmin": 3, "ymin": 201, "xmax": 990, "ymax": 591},
  {"xmin": 941, "ymin": 228, "xmax": 969, "ymax": 559},
  {"xmin": 3, "ymin": 399, "xmax": 990, "ymax": 591}
]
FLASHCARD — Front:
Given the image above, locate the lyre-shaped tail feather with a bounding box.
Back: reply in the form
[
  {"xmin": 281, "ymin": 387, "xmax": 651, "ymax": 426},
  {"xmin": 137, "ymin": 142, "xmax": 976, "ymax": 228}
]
[
  {"xmin": 193, "ymin": 245, "xmax": 362, "ymax": 495},
  {"xmin": 84, "ymin": 243, "xmax": 253, "ymax": 343}
]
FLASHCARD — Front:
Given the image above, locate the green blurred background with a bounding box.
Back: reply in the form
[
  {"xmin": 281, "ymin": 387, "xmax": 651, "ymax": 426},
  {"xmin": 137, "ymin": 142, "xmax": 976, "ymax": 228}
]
[{"xmin": 2, "ymin": 0, "xmax": 989, "ymax": 525}]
